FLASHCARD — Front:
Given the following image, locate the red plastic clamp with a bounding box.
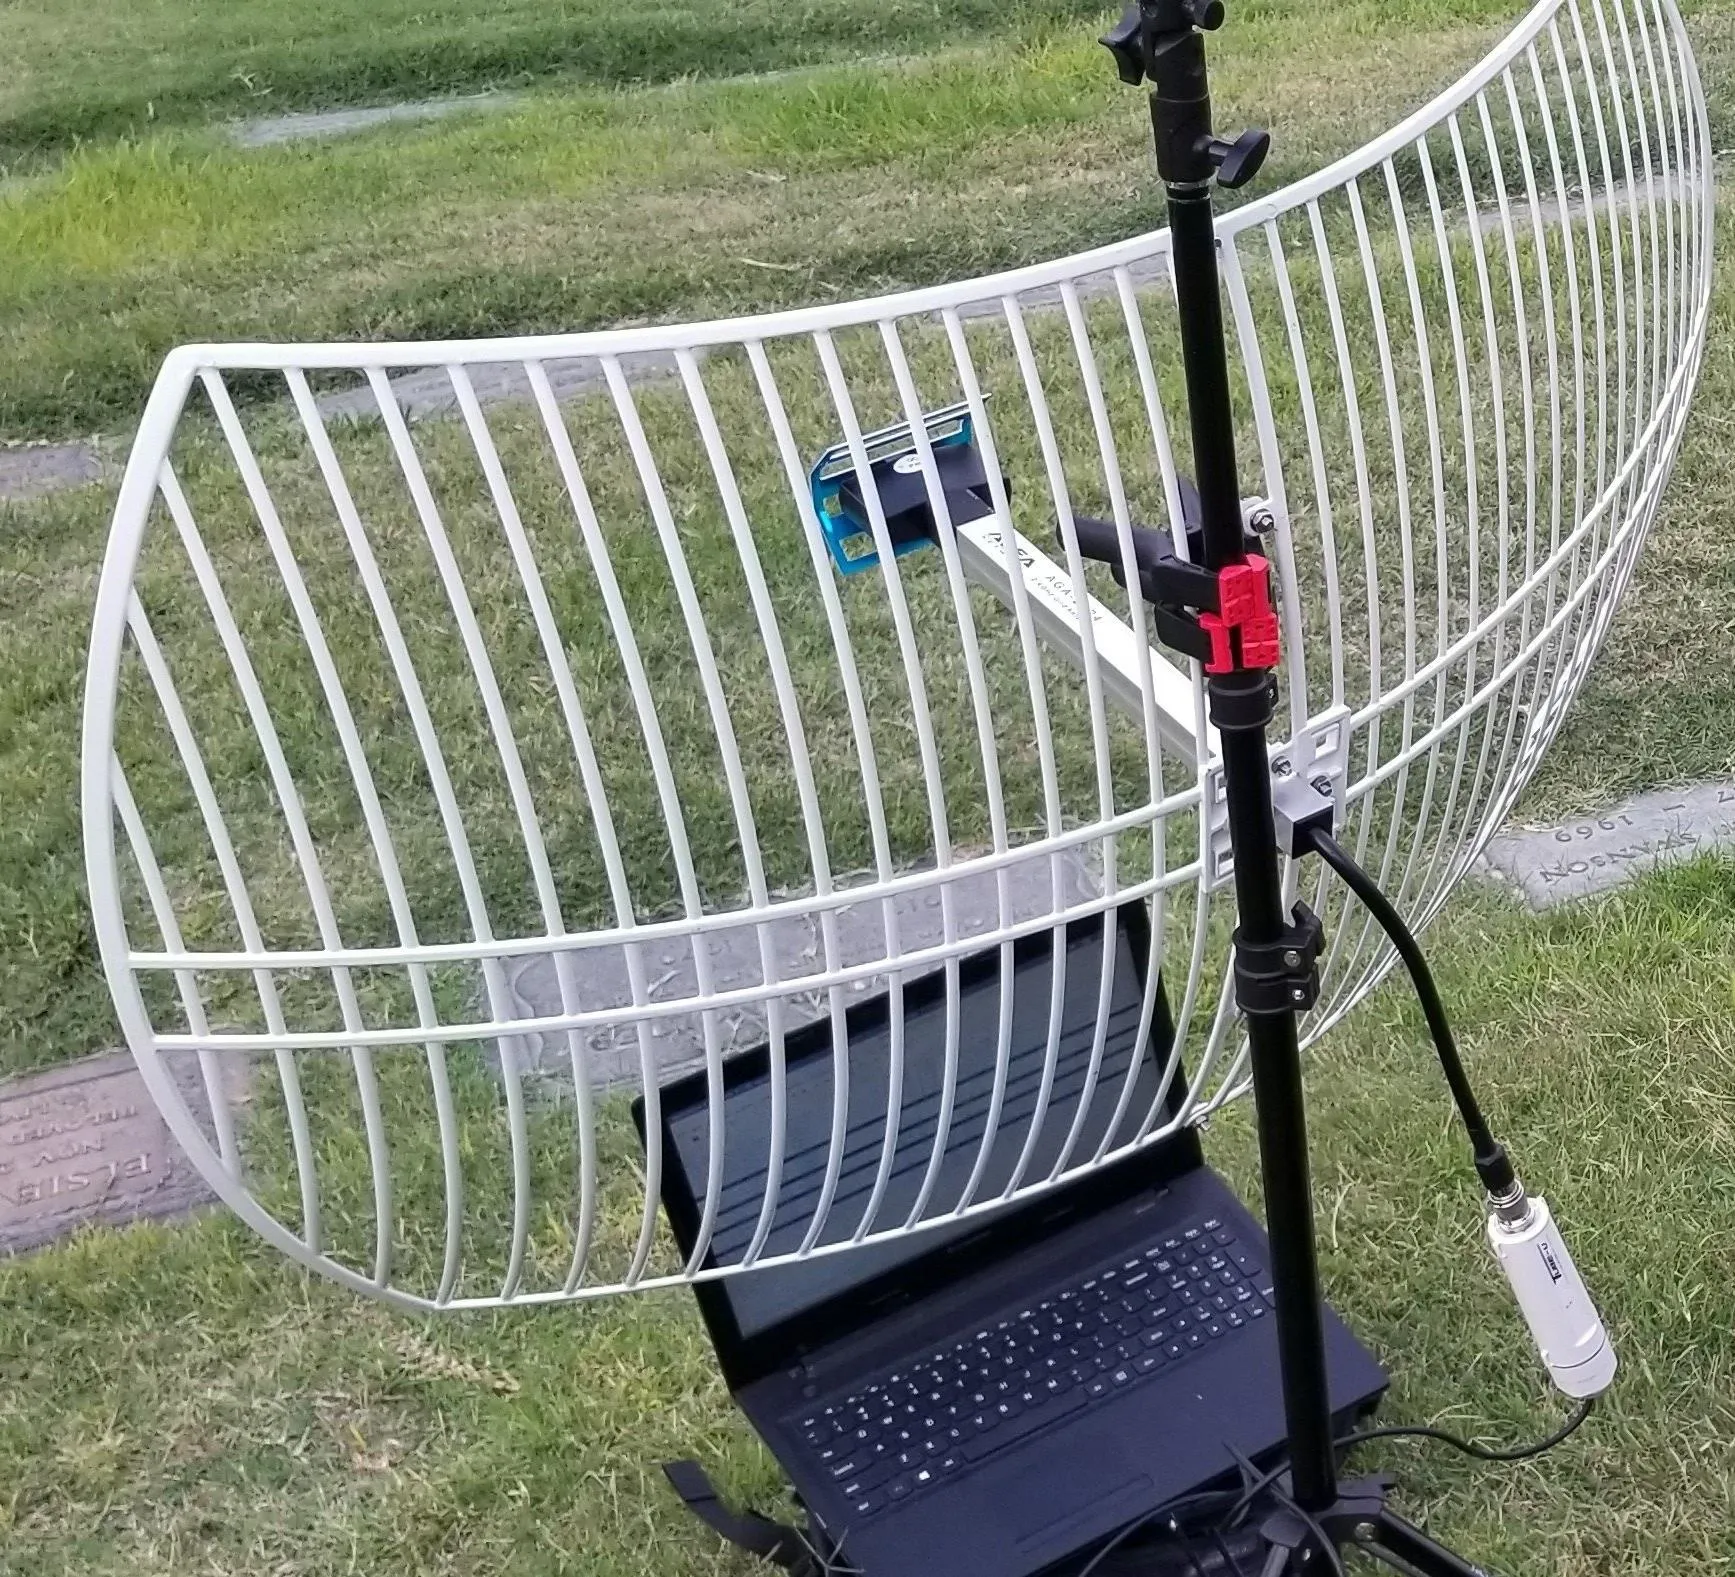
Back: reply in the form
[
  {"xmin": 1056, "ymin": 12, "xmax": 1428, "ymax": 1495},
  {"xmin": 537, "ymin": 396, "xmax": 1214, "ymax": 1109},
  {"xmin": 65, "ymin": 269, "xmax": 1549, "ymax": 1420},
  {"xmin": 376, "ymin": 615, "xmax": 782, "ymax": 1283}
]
[{"xmin": 1199, "ymin": 553, "xmax": 1280, "ymax": 675}]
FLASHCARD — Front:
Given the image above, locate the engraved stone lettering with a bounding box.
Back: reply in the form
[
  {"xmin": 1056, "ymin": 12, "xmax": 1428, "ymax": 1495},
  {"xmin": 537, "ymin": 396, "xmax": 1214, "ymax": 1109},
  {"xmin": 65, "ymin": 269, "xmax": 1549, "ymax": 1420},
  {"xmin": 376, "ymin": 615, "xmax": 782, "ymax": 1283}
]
[
  {"xmin": 0, "ymin": 1053, "xmax": 222, "ymax": 1255},
  {"xmin": 1482, "ymin": 778, "xmax": 1735, "ymax": 908}
]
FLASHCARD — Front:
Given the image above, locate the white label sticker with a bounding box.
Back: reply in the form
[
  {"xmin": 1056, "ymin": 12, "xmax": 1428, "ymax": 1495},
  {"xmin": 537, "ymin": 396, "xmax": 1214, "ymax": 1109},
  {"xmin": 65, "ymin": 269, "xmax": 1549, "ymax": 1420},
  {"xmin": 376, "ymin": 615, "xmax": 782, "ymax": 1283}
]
[{"xmin": 892, "ymin": 453, "xmax": 924, "ymax": 475}]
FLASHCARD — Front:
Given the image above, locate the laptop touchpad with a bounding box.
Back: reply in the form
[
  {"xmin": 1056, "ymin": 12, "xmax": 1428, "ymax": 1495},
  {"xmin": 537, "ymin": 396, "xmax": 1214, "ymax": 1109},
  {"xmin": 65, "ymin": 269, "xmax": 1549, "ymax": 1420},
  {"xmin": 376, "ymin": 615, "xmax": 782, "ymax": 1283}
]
[{"xmin": 1003, "ymin": 1427, "xmax": 1154, "ymax": 1547}]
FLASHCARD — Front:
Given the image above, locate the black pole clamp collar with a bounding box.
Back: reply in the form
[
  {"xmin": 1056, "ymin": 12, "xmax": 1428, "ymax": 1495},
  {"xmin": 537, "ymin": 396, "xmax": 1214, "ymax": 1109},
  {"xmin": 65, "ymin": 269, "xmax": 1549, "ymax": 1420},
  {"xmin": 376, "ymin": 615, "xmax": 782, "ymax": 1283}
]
[{"xmin": 1233, "ymin": 900, "xmax": 1325, "ymax": 1016}]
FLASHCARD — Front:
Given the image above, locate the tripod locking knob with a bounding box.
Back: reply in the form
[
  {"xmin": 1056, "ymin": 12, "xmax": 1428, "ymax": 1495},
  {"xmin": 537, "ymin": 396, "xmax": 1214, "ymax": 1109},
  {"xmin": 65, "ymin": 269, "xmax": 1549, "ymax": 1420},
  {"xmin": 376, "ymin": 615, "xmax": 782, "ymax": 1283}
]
[
  {"xmin": 1102, "ymin": 0, "xmax": 1228, "ymax": 87},
  {"xmin": 1101, "ymin": 6, "xmax": 1147, "ymax": 85},
  {"xmin": 1206, "ymin": 127, "xmax": 1271, "ymax": 188}
]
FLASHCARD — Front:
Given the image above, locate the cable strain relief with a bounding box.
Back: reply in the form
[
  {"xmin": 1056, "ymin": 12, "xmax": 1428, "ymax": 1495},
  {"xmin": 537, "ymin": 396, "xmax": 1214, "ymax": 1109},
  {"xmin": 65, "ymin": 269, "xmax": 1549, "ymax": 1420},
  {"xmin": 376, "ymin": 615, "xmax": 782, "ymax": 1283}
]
[{"xmin": 1475, "ymin": 1143, "xmax": 1520, "ymax": 1206}]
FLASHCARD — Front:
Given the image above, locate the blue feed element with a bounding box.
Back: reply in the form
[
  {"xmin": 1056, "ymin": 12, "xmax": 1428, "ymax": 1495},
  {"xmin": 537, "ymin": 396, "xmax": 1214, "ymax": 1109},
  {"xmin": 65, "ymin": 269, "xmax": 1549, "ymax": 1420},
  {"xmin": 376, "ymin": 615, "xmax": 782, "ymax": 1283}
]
[{"xmin": 808, "ymin": 405, "xmax": 980, "ymax": 576}]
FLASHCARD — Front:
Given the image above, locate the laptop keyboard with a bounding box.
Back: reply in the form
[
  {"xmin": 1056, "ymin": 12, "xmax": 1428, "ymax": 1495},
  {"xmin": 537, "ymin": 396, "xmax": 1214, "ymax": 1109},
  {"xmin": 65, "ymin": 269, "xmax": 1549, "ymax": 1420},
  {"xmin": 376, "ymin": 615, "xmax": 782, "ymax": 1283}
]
[{"xmin": 792, "ymin": 1213, "xmax": 1273, "ymax": 1522}]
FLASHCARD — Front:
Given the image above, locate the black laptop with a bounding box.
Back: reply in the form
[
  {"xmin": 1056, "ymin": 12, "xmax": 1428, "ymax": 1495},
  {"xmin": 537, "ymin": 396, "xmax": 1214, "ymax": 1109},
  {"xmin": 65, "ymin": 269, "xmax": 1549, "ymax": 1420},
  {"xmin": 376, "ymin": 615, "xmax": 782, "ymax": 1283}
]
[{"xmin": 637, "ymin": 900, "xmax": 1385, "ymax": 1577}]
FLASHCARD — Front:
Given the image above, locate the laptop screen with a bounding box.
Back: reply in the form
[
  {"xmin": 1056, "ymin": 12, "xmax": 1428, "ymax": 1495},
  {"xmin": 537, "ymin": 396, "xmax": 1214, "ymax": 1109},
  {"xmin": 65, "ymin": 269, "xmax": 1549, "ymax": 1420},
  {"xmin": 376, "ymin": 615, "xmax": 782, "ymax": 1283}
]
[{"xmin": 658, "ymin": 905, "xmax": 1172, "ymax": 1347}]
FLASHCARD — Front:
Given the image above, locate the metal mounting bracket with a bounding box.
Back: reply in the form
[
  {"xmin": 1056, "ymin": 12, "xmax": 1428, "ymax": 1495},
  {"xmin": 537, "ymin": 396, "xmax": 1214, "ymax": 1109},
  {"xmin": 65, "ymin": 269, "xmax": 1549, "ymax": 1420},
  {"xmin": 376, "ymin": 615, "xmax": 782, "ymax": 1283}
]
[{"xmin": 1204, "ymin": 703, "xmax": 1350, "ymax": 887}]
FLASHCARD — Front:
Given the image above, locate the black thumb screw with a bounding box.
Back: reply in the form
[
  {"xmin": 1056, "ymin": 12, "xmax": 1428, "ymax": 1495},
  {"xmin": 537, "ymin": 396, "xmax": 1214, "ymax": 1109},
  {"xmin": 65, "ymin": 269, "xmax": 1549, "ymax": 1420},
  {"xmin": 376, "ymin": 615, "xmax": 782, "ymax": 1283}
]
[{"xmin": 1208, "ymin": 127, "xmax": 1271, "ymax": 188}]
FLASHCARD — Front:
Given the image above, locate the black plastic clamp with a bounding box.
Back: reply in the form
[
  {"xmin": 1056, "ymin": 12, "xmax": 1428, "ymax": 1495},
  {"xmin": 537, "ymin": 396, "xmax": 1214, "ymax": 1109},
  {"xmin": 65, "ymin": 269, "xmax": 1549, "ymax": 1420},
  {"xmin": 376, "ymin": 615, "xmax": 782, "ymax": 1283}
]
[
  {"xmin": 1067, "ymin": 504, "xmax": 1280, "ymax": 676},
  {"xmin": 1232, "ymin": 900, "xmax": 1325, "ymax": 1016}
]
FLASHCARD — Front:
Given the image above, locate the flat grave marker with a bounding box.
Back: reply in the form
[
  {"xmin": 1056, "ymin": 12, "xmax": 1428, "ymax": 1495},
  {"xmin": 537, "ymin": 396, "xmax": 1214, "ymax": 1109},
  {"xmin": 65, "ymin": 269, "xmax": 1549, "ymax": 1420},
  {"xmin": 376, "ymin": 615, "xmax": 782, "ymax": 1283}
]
[
  {"xmin": 1480, "ymin": 777, "xmax": 1735, "ymax": 908},
  {"xmin": 0, "ymin": 1052, "xmax": 220, "ymax": 1257}
]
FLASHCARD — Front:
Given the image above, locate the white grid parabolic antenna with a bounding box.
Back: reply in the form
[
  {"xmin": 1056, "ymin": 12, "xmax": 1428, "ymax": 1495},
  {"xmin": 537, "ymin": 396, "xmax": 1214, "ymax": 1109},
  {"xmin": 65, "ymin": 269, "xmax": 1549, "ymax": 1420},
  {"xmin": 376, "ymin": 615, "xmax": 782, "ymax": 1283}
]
[{"xmin": 82, "ymin": 0, "xmax": 1712, "ymax": 1311}]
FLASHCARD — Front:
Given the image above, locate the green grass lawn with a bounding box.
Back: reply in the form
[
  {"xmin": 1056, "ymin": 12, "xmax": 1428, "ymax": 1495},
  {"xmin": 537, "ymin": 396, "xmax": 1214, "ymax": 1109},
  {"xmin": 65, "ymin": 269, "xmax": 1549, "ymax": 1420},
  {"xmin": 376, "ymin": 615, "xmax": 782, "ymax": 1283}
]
[
  {"xmin": 0, "ymin": 0, "xmax": 1526, "ymax": 168},
  {"xmin": 3, "ymin": 0, "xmax": 1735, "ymax": 1571},
  {"xmin": 0, "ymin": 6, "xmax": 1515, "ymax": 443},
  {"xmin": 6, "ymin": 866, "xmax": 1735, "ymax": 1573},
  {"xmin": 0, "ymin": 0, "xmax": 1121, "ymax": 167}
]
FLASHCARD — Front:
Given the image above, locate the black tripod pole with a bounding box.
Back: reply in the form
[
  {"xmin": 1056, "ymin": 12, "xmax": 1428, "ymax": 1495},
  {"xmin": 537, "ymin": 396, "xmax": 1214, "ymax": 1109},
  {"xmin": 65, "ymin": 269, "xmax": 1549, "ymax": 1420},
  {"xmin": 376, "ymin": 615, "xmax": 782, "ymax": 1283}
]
[
  {"xmin": 1102, "ymin": 0, "xmax": 1338, "ymax": 1519},
  {"xmin": 1078, "ymin": 13, "xmax": 1502, "ymax": 1572}
]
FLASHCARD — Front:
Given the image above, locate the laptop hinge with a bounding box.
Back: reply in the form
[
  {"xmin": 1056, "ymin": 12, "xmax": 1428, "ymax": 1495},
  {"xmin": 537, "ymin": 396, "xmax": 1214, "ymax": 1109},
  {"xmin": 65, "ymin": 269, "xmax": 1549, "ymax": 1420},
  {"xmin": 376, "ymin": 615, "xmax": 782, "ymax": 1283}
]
[{"xmin": 662, "ymin": 1459, "xmax": 821, "ymax": 1573}]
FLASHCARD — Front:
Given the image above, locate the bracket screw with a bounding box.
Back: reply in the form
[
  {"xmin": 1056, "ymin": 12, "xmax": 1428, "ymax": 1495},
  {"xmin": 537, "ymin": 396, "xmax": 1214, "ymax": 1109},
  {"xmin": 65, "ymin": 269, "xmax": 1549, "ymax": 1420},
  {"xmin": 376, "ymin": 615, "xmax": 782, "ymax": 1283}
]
[
  {"xmin": 1311, "ymin": 775, "xmax": 1333, "ymax": 797},
  {"xmin": 1282, "ymin": 949, "xmax": 1302, "ymax": 969},
  {"xmin": 1291, "ymin": 987, "xmax": 1307, "ymax": 1004},
  {"xmin": 1353, "ymin": 1522, "xmax": 1380, "ymax": 1544}
]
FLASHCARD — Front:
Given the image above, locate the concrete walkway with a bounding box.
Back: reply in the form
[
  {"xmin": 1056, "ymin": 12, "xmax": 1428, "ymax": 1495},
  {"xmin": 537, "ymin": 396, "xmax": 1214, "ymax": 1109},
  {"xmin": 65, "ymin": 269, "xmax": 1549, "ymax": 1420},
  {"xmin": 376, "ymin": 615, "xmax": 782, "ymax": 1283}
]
[
  {"xmin": 228, "ymin": 91, "xmax": 520, "ymax": 149},
  {"xmin": 0, "ymin": 442, "xmax": 107, "ymax": 503},
  {"xmin": 0, "ymin": 356, "xmax": 688, "ymax": 505}
]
